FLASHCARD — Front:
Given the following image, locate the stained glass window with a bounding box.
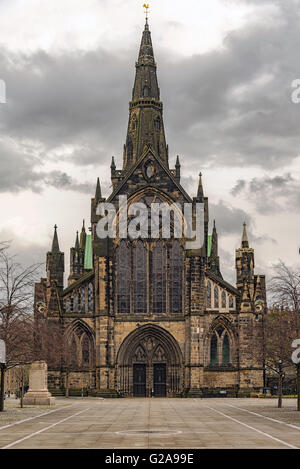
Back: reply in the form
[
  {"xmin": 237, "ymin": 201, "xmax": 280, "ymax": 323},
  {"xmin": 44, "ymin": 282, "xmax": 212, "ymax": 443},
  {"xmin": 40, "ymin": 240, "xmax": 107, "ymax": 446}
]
[
  {"xmin": 88, "ymin": 283, "xmax": 94, "ymax": 312},
  {"xmin": 229, "ymin": 296, "xmax": 234, "ymax": 308},
  {"xmin": 207, "ymin": 281, "xmax": 211, "ymax": 308},
  {"xmin": 210, "ymin": 334, "xmax": 218, "ymax": 364},
  {"xmin": 65, "ymin": 297, "xmax": 71, "ymax": 313},
  {"xmin": 169, "ymin": 241, "xmax": 183, "ymax": 314},
  {"xmin": 80, "ymin": 287, "xmax": 85, "ymax": 313},
  {"xmin": 214, "ymin": 286, "xmax": 219, "ymax": 309},
  {"xmin": 133, "ymin": 240, "xmax": 147, "ymax": 314},
  {"xmin": 151, "ymin": 241, "xmax": 166, "ymax": 314},
  {"xmin": 222, "ymin": 334, "xmax": 230, "ymax": 364},
  {"xmin": 116, "ymin": 242, "xmax": 131, "ymax": 314},
  {"xmin": 221, "ymin": 291, "xmax": 226, "ymax": 309}
]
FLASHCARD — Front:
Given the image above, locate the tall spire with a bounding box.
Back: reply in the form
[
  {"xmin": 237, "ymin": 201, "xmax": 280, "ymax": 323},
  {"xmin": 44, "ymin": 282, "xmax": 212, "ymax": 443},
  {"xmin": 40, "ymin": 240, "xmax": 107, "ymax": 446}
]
[
  {"xmin": 123, "ymin": 18, "xmax": 168, "ymax": 170},
  {"xmin": 209, "ymin": 221, "xmax": 222, "ymax": 278},
  {"xmin": 95, "ymin": 177, "xmax": 101, "ymax": 201},
  {"xmin": 242, "ymin": 222, "xmax": 249, "ymax": 248},
  {"xmin": 51, "ymin": 224, "xmax": 60, "ymax": 253}
]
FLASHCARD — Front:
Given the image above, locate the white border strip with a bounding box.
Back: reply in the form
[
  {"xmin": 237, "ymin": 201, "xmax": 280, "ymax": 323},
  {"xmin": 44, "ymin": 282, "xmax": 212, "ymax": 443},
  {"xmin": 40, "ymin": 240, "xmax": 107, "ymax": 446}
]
[{"xmin": 2, "ymin": 407, "xmax": 90, "ymax": 449}]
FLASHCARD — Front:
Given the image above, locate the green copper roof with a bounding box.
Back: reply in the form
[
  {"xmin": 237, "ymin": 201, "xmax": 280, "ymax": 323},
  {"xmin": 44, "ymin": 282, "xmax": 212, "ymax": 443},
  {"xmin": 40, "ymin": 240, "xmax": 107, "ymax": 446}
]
[
  {"xmin": 84, "ymin": 235, "xmax": 93, "ymax": 270},
  {"xmin": 207, "ymin": 235, "xmax": 212, "ymax": 257}
]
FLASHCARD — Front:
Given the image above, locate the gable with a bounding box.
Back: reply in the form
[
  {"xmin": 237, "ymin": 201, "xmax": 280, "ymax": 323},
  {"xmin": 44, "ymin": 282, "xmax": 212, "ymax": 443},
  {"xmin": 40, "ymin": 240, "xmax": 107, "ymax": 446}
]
[{"xmin": 107, "ymin": 147, "xmax": 192, "ymax": 206}]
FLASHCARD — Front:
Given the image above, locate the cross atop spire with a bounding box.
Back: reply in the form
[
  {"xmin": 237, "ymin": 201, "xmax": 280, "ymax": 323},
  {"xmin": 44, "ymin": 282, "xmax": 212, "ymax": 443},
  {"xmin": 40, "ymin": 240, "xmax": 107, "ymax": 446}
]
[
  {"xmin": 143, "ymin": 3, "xmax": 150, "ymax": 27},
  {"xmin": 52, "ymin": 224, "xmax": 60, "ymax": 253}
]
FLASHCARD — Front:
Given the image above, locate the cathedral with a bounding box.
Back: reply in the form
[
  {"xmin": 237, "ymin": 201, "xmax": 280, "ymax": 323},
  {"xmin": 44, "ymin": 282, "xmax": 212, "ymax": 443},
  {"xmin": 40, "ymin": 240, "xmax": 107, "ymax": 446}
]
[{"xmin": 34, "ymin": 18, "xmax": 266, "ymax": 398}]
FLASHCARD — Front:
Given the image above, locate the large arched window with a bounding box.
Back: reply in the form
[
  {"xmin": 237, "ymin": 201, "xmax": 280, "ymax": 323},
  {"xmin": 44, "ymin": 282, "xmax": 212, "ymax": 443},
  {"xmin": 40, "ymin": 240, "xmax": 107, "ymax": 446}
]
[
  {"xmin": 210, "ymin": 334, "xmax": 218, "ymax": 364},
  {"xmin": 207, "ymin": 281, "xmax": 212, "ymax": 308},
  {"xmin": 169, "ymin": 241, "xmax": 183, "ymax": 314},
  {"xmin": 116, "ymin": 241, "xmax": 131, "ymax": 314},
  {"xmin": 133, "ymin": 240, "xmax": 147, "ymax": 314},
  {"xmin": 222, "ymin": 334, "xmax": 230, "ymax": 364},
  {"xmin": 151, "ymin": 241, "xmax": 166, "ymax": 314}
]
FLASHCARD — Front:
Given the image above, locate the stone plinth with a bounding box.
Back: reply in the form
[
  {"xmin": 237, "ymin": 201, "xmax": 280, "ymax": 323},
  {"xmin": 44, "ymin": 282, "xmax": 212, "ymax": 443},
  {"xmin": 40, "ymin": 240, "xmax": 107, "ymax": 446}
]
[{"xmin": 23, "ymin": 361, "xmax": 55, "ymax": 406}]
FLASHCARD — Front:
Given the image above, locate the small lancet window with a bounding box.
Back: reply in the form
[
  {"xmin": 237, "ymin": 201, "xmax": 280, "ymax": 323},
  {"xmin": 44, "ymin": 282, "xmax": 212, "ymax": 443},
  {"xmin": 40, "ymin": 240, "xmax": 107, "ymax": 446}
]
[
  {"xmin": 221, "ymin": 291, "xmax": 226, "ymax": 309},
  {"xmin": 143, "ymin": 86, "xmax": 150, "ymax": 97},
  {"xmin": 214, "ymin": 286, "xmax": 219, "ymax": 309},
  {"xmin": 229, "ymin": 296, "xmax": 234, "ymax": 308},
  {"xmin": 207, "ymin": 281, "xmax": 212, "ymax": 307},
  {"xmin": 80, "ymin": 287, "xmax": 85, "ymax": 313},
  {"xmin": 88, "ymin": 283, "xmax": 94, "ymax": 312},
  {"xmin": 73, "ymin": 293, "xmax": 78, "ymax": 313}
]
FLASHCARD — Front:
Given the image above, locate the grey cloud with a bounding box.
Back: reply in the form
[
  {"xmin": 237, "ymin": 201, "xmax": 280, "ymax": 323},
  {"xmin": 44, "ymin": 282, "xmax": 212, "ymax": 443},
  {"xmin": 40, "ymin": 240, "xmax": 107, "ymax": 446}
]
[
  {"xmin": 231, "ymin": 173, "xmax": 300, "ymax": 214},
  {"xmin": 0, "ymin": 0, "xmax": 299, "ymax": 181}
]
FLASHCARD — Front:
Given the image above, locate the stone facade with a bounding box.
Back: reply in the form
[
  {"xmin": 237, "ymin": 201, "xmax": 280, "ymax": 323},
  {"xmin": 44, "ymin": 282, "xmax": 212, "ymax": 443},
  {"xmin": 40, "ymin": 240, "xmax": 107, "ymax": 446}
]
[{"xmin": 34, "ymin": 19, "xmax": 266, "ymax": 398}]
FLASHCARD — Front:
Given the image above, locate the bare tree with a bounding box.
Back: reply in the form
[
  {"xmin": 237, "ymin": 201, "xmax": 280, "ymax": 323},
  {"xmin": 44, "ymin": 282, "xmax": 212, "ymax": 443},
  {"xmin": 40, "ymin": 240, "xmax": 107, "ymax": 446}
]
[
  {"xmin": 268, "ymin": 261, "xmax": 300, "ymax": 410},
  {"xmin": 0, "ymin": 247, "xmax": 42, "ymax": 407}
]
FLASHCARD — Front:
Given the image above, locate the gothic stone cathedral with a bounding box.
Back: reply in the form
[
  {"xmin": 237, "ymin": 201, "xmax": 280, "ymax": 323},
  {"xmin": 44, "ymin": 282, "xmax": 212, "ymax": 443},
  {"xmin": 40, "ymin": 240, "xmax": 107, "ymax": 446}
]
[{"xmin": 34, "ymin": 19, "xmax": 266, "ymax": 398}]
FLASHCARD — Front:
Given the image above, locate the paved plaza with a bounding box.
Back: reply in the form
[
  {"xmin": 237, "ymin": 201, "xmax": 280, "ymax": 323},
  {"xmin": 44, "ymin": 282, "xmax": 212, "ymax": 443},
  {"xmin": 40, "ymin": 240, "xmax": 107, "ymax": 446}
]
[{"xmin": 0, "ymin": 398, "xmax": 300, "ymax": 449}]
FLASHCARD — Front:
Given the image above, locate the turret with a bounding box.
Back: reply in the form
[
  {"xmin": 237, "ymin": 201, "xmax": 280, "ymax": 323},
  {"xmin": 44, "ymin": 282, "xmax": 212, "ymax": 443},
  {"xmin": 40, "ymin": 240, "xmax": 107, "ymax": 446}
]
[
  {"xmin": 68, "ymin": 227, "xmax": 85, "ymax": 285},
  {"xmin": 46, "ymin": 225, "xmax": 64, "ymax": 291},
  {"xmin": 236, "ymin": 222, "xmax": 255, "ymax": 296}
]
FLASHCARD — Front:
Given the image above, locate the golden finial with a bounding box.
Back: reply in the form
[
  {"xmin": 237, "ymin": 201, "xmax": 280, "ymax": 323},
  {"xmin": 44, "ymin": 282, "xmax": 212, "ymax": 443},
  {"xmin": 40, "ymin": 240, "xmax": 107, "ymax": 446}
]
[{"xmin": 143, "ymin": 3, "xmax": 150, "ymax": 21}]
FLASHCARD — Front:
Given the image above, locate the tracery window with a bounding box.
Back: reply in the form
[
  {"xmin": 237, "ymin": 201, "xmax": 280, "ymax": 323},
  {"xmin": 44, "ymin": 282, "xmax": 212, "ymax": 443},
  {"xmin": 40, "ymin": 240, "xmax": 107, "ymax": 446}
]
[
  {"xmin": 169, "ymin": 241, "xmax": 183, "ymax": 314},
  {"xmin": 116, "ymin": 241, "xmax": 131, "ymax": 314},
  {"xmin": 80, "ymin": 287, "xmax": 85, "ymax": 313},
  {"xmin": 214, "ymin": 286, "xmax": 219, "ymax": 309},
  {"xmin": 133, "ymin": 240, "xmax": 147, "ymax": 314},
  {"xmin": 207, "ymin": 281, "xmax": 212, "ymax": 308},
  {"xmin": 151, "ymin": 241, "xmax": 166, "ymax": 314},
  {"xmin": 221, "ymin": 291, "xmax": 226, "ymax": 309},
  {"xmin": 88, "ymin": 283, "xmax": 94, "ymax": 312},
  {"xmin": 210, "ymin": 327, "xmax": 232, "ymax": 366}
]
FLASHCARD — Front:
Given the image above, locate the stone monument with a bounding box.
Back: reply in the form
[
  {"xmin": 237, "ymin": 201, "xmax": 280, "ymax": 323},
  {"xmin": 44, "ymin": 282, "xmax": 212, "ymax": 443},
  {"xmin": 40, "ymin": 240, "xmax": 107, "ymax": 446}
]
[{"xmin": 23, "ymin": 361, "xmax": 55, "ymax": 406}]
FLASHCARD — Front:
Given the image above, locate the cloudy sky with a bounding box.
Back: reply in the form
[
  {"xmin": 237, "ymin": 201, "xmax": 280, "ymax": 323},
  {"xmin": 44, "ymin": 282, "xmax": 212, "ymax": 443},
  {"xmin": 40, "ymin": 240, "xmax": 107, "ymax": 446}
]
[{"xmin": 0, "ymin": 0, "xmax": 299, "ymax": 284}]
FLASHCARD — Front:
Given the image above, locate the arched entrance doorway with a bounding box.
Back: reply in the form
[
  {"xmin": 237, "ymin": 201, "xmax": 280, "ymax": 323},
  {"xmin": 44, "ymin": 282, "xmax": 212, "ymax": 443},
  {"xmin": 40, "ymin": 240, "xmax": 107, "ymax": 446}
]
[{"xmin": 116, "ymin": 324, "xmax": 183, "ymax": 397}]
